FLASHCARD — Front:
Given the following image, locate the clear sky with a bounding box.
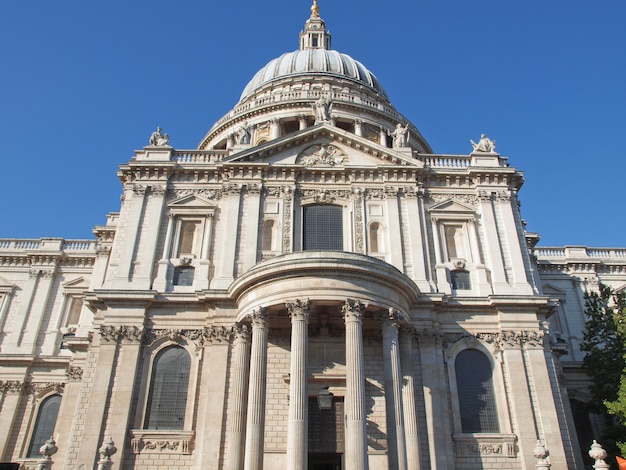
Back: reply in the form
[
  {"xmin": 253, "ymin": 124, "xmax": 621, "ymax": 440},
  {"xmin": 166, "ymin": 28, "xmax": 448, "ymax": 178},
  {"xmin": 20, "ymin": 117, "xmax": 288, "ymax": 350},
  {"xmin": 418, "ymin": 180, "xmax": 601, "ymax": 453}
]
[{"xmin": 1, "ymin": 1, "xmax": 624, "ymax": 247}]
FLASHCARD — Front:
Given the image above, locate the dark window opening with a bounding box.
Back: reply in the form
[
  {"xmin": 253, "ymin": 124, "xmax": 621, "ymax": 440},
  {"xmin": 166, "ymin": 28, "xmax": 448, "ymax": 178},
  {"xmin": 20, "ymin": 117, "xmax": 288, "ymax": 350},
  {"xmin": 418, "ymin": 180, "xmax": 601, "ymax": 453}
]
[
  {"xmin": 27, "ymin": 395, "xmax": 61, "ymax": 458},
  {"xmin": 455, "ymin": 349, "xmax": 499, "ymax": 433},
  {"xmin": 451, "ymin": 270, "xmax": 471, "ymax": 290},
  {"xmin": 145, "ymin": 346, "xmax": 191, "ymax": 430},
  {"xmin": 303, "ymin": 205, "xmax": 343, "ymax": 251},
  {"xmin": 173, "ymin": 266, "xmax": 195, "ymax": 286}
]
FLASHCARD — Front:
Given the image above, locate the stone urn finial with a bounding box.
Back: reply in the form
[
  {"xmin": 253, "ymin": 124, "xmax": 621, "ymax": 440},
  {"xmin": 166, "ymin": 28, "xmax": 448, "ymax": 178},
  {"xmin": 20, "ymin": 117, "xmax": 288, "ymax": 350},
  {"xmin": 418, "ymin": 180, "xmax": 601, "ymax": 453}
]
[
  {"xmin": 589, "ymin": 440, "xmax": 610, "ymax": 469},
  {"xmin": 97, "ymin": 437, "xmax": 117, "ymax": 470},
  {"xmin": 532, "ymin": 440, "xmax": 550, "ymax": 469},
  {"xmin": 37, "ymin": 437, "xmax": 58, "ymax": 470}
]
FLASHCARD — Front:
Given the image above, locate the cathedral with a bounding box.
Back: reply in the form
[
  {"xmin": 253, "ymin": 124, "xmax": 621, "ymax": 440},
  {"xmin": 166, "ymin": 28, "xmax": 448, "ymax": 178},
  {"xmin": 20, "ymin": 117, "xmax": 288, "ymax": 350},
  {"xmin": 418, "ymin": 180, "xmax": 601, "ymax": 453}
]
[{"xmin": 0, "ymin": 3, "xmax": 624, "ymax": 469}]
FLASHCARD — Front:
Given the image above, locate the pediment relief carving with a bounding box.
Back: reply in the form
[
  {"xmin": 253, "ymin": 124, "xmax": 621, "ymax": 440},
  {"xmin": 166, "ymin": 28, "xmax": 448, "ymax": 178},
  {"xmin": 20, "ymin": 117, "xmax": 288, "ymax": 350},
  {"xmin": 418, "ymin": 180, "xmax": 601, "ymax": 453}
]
[
  {"xmin": 297, "ymin": 143, "xmax": 347, "ymax": 167},
  {"xmin": 167, "ymin": 194, "xmax": 216, "ymax": 208}
]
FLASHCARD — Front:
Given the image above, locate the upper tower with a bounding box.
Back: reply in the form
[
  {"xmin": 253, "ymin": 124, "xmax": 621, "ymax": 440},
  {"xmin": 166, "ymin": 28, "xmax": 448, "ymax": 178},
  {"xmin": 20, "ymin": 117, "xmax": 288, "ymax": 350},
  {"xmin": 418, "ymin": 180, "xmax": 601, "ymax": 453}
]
[{"xmin": 299, "ymin": 0, "xmax": 332, "ymax": 50}]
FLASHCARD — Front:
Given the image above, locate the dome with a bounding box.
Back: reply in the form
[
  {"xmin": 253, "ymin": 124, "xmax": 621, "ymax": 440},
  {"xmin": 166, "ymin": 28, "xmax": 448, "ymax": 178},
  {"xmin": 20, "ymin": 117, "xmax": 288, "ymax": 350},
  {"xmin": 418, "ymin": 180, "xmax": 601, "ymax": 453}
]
[{"xmin": 239, "ymin": 49, "xmax": 388, "ymax": 102}]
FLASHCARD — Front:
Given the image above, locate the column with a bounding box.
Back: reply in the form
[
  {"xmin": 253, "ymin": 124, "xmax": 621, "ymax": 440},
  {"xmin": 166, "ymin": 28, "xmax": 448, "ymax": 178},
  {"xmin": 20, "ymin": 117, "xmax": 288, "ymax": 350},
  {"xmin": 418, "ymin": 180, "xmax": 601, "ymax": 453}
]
[
  {"xmin": 342, "ymin": 299, "xmax": 369, "ymax": 470},
  {"xmin": 298, "ymin": 114, "xmax": 308, "ymax": 130},
  {"xmin": 399, "ymin": 328, "xmax": 421, "ymax": 469},
  {"xmin": 380, "ymin": 309, "xmax": 407, "ymax": 470},
  {"xmin": 354, "ymin": 119, "xmax": 363, "ymax": 137},
  {"xmin": 286, "ymin": 299, "xmax": 311, "ymax": 470},
  {"xmin": 225, "ymin": 324, "xmax": 251, "ymax": 470},
  {"xmin": 270, "ymin": 118, "xmax": 281, "ymax": 139},
  {"xmin": 244, "ymin": 308, "xmax": 269, "ymax": 470},
  {"xmin": 379, "ymin": 127, "xmax": 387, "ymax": 146}
]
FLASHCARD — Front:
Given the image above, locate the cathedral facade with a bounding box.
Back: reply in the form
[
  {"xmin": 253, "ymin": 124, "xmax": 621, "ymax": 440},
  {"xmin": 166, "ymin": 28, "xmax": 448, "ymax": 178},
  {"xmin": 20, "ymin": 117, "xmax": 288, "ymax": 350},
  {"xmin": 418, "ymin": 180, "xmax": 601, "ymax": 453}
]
[{"xmin": 0, "ymin": 4, "xmax": 624, "ymax": 470}]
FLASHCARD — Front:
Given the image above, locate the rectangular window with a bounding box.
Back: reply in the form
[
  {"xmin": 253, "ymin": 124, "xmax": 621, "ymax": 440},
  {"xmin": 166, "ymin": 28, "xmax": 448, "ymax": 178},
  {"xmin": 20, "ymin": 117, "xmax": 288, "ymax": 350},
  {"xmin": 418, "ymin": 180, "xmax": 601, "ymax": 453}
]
[
  {"xmin": 176, "ymin": 221, "xmax": 201, "ymax": 257},
  {"xmin": 303, "ymin": 205, "xmax": 343, "ymax": 251},
  {"xmin": 66, "ymin": 297, "xmax": 83, "ymax": 326}
]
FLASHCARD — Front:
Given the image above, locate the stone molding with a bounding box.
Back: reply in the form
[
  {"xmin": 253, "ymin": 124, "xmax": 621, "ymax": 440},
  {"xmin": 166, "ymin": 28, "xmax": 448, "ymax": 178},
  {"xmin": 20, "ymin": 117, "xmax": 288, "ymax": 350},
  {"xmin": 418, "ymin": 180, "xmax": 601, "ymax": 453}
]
[
  {"xmin": 427, "ymin": 192, "xmax": 479, "ymax": 206},
  {"xmin": 130, "ymin": 430, "xmax": 194, "ymax": 455}
]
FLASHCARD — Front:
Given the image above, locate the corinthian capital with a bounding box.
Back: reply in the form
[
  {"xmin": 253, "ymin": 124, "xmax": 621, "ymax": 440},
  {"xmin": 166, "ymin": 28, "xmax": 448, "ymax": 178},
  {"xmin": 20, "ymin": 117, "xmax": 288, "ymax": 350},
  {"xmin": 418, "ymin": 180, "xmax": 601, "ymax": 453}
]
[
  {"xmin": 249, "ymin": 307, "xmax": 269, "ymax": 329},
  {"xmin": 341, "ymin": 299, "xmax": 368, "ymax": 322},
  {"xmin": 286, "ymin": 299, "xmax": 311, "ymax": 322}
]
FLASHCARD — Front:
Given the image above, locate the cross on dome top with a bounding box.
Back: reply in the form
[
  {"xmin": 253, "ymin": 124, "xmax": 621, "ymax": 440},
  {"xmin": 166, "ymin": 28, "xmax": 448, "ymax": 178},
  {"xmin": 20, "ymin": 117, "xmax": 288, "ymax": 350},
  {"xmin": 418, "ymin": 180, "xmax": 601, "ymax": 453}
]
[{"xmin": 300, "ymin": 0, "xmax": 331, "ymax": 50}]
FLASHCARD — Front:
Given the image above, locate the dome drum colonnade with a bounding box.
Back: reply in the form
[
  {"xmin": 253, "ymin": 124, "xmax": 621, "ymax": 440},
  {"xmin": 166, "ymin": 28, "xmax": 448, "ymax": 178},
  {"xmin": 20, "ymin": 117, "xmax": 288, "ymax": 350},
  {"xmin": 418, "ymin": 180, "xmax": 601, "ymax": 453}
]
[{"xmin": 226, "ymin": 251, "xmax": 422, "ymax": 470}]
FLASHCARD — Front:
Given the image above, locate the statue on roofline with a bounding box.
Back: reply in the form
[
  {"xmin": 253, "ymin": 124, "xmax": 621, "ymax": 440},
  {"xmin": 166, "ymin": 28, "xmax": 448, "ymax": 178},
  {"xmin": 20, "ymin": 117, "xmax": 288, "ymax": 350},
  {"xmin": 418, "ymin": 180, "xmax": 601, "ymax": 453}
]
[
  {"xmin": 470, "ymin": 133, "xmax": 496, "ymax": 153},
  {"xmin": 149, "ymin": 126, "xmax": 170, "ymax": 147},
  {"xmin": 389, "ymin": 123, "xmax": 410, "ymax": 148},
  {"xmin": 314, "ymin": 95, "xmax": 332, "ymax": 123}
]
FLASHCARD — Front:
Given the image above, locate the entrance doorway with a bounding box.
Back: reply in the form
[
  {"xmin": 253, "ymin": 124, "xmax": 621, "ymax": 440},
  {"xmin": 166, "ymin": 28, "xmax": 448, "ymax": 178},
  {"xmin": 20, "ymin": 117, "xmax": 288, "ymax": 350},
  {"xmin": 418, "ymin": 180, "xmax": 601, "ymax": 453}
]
[
  {"xmin": 308, "ymin": 396, "xmax": 343, "ymax": 470},
  {"xmin": 308, "ymin": 452, "xmax": 342, "ymax": 470}
]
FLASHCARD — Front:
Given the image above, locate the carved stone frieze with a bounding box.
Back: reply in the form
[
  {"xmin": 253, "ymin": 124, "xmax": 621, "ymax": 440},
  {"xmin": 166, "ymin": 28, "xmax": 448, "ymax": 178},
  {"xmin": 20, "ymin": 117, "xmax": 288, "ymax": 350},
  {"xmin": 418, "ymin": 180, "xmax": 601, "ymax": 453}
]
[
  {"xmin": 0, "ymin": 380, "xmax": 26, "ymax": 394},
  {"xmin": 353, "ymin": 191, "xmax": 365, "ymax": 253},
  {"xmin": 263, "ymin": 187, "xmax": 281, "ymax": 198},
  {"xmin": 426, "ymin": 192, "xmax": 479, "ymax": 206},
  {"xmin": 223, "ymin": 183, "xmax": 243, "ymax": 195},
  {"xmin": 133, "ymin": 184, "xmax": 147, "ymax": 195},
  {"xmin": 299, "ymin": 188, "xmax": 351, "ymax": 203},
  {"xmin": 166, "ymin": 188, "xmax": 223, "ymax": 200},
  {"xmin": 476, "ymin": 330, "xmax": 545, "ymax": 351},
  {"xmin": 65, "ymin": 366, "xmax": 84, "ymax": 382},
  {"xmin": 453, "ymin": 434, "xmax": 517, "ymax": 458},
  {"xmin": 31, "ymin": 382, "xmax": 65, "ymax": 397},
  {"xmin": 99, "ymin": 325, "xmax": 144, "ymax": 344},
  {"xmin": 282, "ymin": 188, "xmax": 293, "ymax": 252},
  {"xmin": 142, "ymin": 327, "xmax": 232, "ymax": 347},
  {"xmin": 130, "ymin": 430, "xmax": 193, "ymax": 455},
  {"xmin": 494, "ymin": 190, "xmax": 511, "ymax": 202}
]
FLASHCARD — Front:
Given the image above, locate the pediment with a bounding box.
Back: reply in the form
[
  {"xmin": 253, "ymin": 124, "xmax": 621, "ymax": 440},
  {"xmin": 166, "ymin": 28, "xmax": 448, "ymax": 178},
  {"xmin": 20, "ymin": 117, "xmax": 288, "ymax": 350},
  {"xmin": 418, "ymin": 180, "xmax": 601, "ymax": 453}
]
[
  {"xmin": 223, "ymin": 123, "xmax": 424, "ymax": 168},
  {"xmin": 428, "ymin": 199, "xmax": 476, "ymax": 219},
  {"xmin": 168, "ymin": 194, "xmax": 216, "ymax": 209},
  {"xmin": 0, "ymin": 275, "xmax": 15, "ymax": 291},
  {"xmin": 62, "ymin": 277, "xmax": 90, "ymax": 291},
  {"xmin": 542, "ymin": 284, "xmax": 567, "ymax": 301}
]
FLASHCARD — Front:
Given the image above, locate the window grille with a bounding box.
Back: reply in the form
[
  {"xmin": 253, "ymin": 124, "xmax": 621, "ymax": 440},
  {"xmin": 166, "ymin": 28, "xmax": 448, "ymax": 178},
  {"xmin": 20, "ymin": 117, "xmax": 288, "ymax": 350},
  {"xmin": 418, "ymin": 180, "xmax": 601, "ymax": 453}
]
[
  {"xmin": 303, "ymin": 205, "xmax": 343, "ymax": 250},
  {"xmin": 455, "ymin": 349, "xmax": 499, "ymax": 433},
  {"xmin": 144, "ymin": 347, "xmax": 191, "ymax": 430},
  {"xmin": 173, "ymin": 266, "xmax": 195, "ymax": 286},
  {"xmin": 27, "ymin": 395, "xmax": 61, "ymax": 457}
]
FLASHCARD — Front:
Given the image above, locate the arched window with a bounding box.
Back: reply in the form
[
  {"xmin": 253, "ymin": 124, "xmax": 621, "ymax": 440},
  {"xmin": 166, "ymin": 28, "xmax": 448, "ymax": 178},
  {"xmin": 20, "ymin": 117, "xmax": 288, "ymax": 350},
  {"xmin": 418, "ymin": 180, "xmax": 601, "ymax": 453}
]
[
  {"xmin": 303, "ymin": 204, "xmax": 343, "ymax": 250},
  {"xmin": 144, "ymin": 346, "xmax": 191, "ymax": 430},
  {"xmin": 27, "ymin": 395, "xmax": 61, "ymax": 457},
  {"xmin": 262, "ymin": 220, "xmax": 274, "ymax": 251},
  {"xmin": 455, "ymin": 349, "xmax": 499, "ymax": 433},
  {"xmin": 173, "ymin": 266, "xmax": 194, "ymax": 286}
]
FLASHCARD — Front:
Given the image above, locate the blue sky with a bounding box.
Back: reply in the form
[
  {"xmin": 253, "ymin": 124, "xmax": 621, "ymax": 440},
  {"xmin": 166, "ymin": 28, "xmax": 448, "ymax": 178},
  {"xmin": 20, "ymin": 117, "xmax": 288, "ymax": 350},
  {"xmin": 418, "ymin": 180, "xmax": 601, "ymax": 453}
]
[{"xmin": 1, "ymin": 1, "xmax": 624, "ymax": 247}]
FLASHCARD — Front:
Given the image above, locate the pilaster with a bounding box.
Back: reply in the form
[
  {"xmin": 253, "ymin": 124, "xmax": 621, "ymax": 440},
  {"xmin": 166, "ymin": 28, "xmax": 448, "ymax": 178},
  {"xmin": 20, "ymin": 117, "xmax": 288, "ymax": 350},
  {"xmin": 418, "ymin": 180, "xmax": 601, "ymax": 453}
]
[
  {"xmin": 213, "ymin": 186, "xmax": 242, "ymax": 289},
  {"xmin": 417, "ymin": 331, "xmax": 453, "ymax": 469},
  {"xmin": 0, "ymin": 380, "xmax": 27, "ymax": 460}
]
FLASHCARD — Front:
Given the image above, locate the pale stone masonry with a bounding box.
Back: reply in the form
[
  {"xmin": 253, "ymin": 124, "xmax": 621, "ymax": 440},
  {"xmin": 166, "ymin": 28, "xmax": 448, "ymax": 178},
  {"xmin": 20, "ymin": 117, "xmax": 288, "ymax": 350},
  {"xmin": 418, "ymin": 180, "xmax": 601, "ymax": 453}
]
[{"xmin": 0, "ymin": 3, "xmax": 625, "ymax": 470}]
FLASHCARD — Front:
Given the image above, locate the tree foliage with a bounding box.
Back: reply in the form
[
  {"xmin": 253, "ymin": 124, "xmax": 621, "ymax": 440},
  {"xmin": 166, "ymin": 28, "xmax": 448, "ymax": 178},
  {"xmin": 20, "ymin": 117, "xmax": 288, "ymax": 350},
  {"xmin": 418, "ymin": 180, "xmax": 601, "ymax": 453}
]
[{"xmin": 580, "ymin": 283, "xmax": 626, "ymax": 460}]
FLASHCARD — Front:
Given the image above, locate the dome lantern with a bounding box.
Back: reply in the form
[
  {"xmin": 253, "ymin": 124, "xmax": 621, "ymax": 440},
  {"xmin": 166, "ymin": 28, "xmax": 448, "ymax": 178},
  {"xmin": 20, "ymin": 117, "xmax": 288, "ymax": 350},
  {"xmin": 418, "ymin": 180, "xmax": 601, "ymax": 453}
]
[{"xmin": 299, "ymin": 0, "xmax": 331, "ymax": 50}]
